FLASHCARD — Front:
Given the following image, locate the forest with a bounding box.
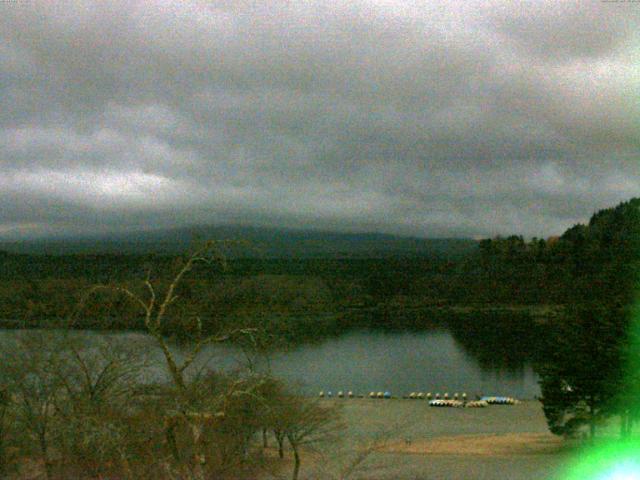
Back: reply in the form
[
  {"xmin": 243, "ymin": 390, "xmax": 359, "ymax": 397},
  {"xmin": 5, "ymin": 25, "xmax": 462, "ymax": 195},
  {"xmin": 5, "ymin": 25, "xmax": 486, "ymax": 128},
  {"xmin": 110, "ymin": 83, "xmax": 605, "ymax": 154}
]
[
  {"xmin": 1, "ymin": 198, "xmax": 639, "ymax": 335},
  {"xmin": 0, "ymin": 198, "xmax": 640, "ymax": 479}
]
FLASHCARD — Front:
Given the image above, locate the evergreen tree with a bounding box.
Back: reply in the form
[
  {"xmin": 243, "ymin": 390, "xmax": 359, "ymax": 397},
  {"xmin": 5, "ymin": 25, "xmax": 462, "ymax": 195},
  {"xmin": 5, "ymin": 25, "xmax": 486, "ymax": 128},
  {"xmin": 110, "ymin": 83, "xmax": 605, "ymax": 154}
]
[{"xmin": 537, "ymin": 304, "xmax": 627, "ymax": 439}]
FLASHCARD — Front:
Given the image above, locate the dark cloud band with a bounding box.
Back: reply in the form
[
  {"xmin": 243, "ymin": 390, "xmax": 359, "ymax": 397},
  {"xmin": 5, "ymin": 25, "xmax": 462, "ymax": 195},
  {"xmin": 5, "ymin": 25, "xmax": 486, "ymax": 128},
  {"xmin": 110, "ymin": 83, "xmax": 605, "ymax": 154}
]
[{"xmin": 0, "ymin": 0, "xmax": 638, "ymax": 239}]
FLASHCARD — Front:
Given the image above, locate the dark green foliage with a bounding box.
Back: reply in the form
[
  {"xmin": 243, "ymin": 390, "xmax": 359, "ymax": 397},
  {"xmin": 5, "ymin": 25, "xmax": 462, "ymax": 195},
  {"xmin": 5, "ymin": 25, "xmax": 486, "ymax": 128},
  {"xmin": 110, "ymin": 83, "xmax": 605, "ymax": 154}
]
[
  {"xmin": 2, "ymin": 198, "xmax": 640, "ymax": 321},
  {"xmin": 447, "ymin": 312, "xmax": 546, "ymax": 372},
  {"xmin": 469, "ymin": 198, "xmax": 640, "ymax": 305},
  {"xmin": 536, "ymin": 304, "xmax": 629, "ymax": 439},
  {"xmin": 529, "ymin": 199, "xmax": 640, "ymax": 439}
]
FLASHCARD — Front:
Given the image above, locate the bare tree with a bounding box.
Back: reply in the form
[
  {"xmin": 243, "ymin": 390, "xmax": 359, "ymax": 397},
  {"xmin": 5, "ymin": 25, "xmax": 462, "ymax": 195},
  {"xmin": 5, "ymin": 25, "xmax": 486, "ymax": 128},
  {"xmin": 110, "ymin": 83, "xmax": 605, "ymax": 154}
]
[
  {"xmin": 0, "ymin": 329, "xmax": 149, "ymax": 480},
  {"xmin": 51, "ymin": 332, "xmax": 149, "ymax": 479},
  {"xmin": 74, "ymin": 241, "xmax": 256, "ymax": 480},
  {"xmin": 269, "ymin": 395, "xmax": 343, "ymax": 480},
  {"xmin": 0, "ymin": 385, "xmax": 9, "ymax": 475},
  {"xmin": 0, "ymin": 332, "xmax": 66, "ymax": 480},
  {"xmin": 74, "ymin": 242, "xmax": 231, "ymax": 391},
  {"xmin": 55, "ymin": 332, "xmax": 148, "ymax": 412}
]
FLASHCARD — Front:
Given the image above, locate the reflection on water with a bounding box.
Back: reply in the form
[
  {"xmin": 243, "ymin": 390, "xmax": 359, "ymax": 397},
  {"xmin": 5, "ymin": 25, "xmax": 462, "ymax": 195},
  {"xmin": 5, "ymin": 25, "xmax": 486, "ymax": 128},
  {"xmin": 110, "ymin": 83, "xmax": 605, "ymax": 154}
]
[
  {"xmin": 257, "ymin": 329, "xmax": 540, "ymax": 398},
  {"xmin": 0, "ymin": 321, "xmax": 542, "ymax": 399}
]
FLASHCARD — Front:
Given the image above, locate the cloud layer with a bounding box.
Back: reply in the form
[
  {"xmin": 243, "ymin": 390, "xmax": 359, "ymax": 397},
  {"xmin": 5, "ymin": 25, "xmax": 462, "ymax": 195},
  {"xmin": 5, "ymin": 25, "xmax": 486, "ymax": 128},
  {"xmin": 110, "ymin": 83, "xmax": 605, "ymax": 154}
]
[{"xmin": 1, "ymin": 0, "xmax": 639, "ymax": 239}]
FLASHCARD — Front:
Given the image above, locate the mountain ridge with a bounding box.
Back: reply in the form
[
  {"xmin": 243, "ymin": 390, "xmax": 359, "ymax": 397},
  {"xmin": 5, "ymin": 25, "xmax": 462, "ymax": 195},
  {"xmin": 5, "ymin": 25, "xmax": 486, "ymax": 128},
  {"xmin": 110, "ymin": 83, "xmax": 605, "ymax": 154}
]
[{"xmin": 0, "ymin": 224, "xmax": 478, "ymax": 258}]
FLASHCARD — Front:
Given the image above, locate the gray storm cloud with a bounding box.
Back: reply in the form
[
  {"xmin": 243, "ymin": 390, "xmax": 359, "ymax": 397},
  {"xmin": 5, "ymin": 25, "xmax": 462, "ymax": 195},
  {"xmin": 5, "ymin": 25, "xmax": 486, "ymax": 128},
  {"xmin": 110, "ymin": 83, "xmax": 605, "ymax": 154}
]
[{"xmin": 0, "ymin": 0, "xmax": 639, "ymax": 239}]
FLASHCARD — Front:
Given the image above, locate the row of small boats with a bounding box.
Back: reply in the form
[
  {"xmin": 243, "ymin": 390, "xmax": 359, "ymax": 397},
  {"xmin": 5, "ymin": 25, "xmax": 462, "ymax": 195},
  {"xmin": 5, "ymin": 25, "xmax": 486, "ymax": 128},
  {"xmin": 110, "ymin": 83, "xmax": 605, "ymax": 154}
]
[
  {"xmin": 318, "ymin": 391, "xmax": 519, "ymax": 407},
  {"xmin": 429, "ymin": 397, "xmax": 519, "ymax": 408}
]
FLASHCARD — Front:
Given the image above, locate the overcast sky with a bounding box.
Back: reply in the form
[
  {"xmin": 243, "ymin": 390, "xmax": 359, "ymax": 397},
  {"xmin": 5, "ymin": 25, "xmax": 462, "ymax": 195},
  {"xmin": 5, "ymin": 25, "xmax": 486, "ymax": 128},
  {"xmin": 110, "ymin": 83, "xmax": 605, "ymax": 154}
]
[{"xmin": 1, "ymin": 0, "xmax": 639, "ymax": 240}]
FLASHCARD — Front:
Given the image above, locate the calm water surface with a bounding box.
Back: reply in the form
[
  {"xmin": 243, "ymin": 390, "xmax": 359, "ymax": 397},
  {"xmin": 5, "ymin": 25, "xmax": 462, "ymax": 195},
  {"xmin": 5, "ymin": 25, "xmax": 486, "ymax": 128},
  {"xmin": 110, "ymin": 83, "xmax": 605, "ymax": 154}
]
[
  {"xmin": 0, "ymin": 328, "xmax": 540, "ymax": 399},
  {"xmin": 249, "ymin": 330, "xmax": 539, "ymax": 398}
]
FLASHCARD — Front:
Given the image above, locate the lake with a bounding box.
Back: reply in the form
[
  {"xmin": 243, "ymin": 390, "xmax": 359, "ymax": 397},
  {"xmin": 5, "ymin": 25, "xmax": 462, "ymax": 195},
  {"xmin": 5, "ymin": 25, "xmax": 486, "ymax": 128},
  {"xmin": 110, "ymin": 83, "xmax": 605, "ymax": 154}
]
[
  {"xmin": 243, "ymin": 329, "xmax": 540, "ymax": 399},
  {"xmin": 0, "ymin": 324, "xmax": 541, "ymax": 399}
]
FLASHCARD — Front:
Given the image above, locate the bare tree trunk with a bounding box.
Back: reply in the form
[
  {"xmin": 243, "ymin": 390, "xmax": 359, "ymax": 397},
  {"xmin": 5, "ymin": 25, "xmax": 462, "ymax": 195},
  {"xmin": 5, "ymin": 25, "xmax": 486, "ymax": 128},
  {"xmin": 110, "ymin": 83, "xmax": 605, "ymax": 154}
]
[
  {"xmin": 118, "ymin": 446, "xmax": 134, "ymax": 480},
  {"xmin": 626, "ymin": 414, "xmax": 631, "ymax": 437},
  {"xmin": 589, "ymin": 401, "xmax": 596, "ymax": 441},
  {"xmin": 38, "ymin": 431, "xmax": 52, "ymax": 480},
  {"xmin": 80, "ymin": 245, "xmax": 234, "ymax": 478},
  {"xmin": 165, "ymin": 418, "xmax": 181, "ymax": 462},
  {"xmin": 620, "ymin": 410, "xmax": 630, "ymax": 439},
  {"xmin": 243, "ymin": 432, "xmax": 251, "ymax": 460},
  {"xmin": 262, "ymin": 428, "xmax": 268, "ymax": 448},
  {"xmin": 274, "ymin": 430, "xmax": 285, "ymax": 459},
  {"xmin": 290, "ymin": 441, "xmax": 300, "ymax": 480},
  {"xmin": 190, "ymin": 421, "xmax": 206, "ymax": 480},
  {"xmin": 0, "ymin": 404, "xmax": 6, "ymax": 475}
]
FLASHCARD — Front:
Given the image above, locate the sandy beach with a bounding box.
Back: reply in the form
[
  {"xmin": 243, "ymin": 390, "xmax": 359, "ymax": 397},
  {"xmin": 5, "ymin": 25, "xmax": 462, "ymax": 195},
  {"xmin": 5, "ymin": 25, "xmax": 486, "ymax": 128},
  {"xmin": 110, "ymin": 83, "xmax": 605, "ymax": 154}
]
[{"xmin": 292, "ymin": 399, "xmax": 577, "ymax": 480}]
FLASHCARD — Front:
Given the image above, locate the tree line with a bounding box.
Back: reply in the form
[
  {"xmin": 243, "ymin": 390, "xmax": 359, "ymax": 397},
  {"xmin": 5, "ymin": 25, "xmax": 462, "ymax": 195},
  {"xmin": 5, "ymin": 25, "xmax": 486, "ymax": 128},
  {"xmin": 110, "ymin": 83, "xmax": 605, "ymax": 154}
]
[{"xmin": 532, "ymin": 199, "xmax": 640, "ymax": 440}]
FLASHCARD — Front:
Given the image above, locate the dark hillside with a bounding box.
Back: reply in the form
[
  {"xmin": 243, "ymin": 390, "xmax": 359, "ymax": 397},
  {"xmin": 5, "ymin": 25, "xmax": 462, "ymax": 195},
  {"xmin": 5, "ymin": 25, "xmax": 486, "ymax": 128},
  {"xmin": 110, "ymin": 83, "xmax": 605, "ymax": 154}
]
[
  {"xmin": 0, "ymin": 224, "xmax": 478, "ymax": 258},
  {"xmin": 1, "ymin": 198, "xmax": 639, "ymax": 333},
  {"xmin": 467, "ymin": 198, "xmax": 640, "ymax": 305}
]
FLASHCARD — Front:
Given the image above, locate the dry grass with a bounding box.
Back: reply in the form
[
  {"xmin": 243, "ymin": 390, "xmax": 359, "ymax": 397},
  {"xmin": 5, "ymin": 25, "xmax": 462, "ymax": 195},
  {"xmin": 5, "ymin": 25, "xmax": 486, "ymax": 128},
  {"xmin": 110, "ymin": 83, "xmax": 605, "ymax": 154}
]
[{"xmin": 382, "ymin": 432, "xmax": 568, "ymax": 457}]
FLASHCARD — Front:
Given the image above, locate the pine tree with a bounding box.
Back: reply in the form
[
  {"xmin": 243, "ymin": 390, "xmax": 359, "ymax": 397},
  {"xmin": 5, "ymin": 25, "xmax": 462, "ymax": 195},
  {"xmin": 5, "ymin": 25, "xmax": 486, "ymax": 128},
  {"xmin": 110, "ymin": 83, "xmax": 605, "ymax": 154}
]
[{"xmin": 536, "ymin": 304, "xmax": 627, "ymax": 439}]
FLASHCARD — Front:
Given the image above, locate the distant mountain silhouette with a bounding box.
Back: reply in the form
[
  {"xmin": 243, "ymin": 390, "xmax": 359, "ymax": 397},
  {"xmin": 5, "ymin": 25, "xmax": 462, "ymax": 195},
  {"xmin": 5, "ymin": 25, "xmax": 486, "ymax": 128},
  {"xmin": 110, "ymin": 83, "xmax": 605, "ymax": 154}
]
[{"xmin": 0, "ymin": 224, "xmax": 478, "ymax": 258}]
